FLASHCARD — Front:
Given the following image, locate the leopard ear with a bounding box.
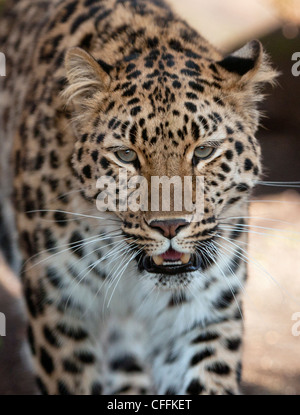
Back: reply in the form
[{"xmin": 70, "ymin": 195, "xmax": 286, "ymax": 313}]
[
  {"xmin": 63, "ymin": 47, "xmax": 111, "ymax": 107},
  {"xmin": 216, "ymin": 40, "xmax": 278, "ymax": 88}
]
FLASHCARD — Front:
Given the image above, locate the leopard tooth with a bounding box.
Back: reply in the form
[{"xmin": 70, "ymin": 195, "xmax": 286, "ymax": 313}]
[
  {"xmin": 181, "ymin": 253, "xmax": 191, "ymax": 264},
  {"xmin": 153, "ymin": 255, "xmax": 164, "ymax": 266}
]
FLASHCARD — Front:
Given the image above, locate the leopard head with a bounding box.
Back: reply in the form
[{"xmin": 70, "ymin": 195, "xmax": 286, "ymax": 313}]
[{"xmin": 63, "ymin": 38, "xmax": 277, "ymax": 287}]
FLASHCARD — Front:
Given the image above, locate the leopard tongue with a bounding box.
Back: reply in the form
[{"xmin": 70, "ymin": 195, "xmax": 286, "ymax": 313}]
[
  {"xmin": 162, "ymin": 249, "xmax": 182, "ymax": 261},
  {"xmin": 152, "ymin": 251, "xmax": 191, "ymax": 266}
]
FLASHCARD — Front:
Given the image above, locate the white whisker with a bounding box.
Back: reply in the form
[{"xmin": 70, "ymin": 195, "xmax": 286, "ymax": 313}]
[
  {"xmin": 219, "ymin": 222, "xmax": 299, "ymax": 235},
  {"xmin": 219, "ymin": 216, "xmax": 299, "ymax": 226},
  {"xmin": 66, "ymin": 240, "xmax": 132, "ymax": 312},
  {"xmin": 26, "ymin": 209, "xmax": 119, "ymax": 222},
  {"xmin": 106, "ymin": 247, "xmax": 142, "ymax": 309},
  {"xmin": 203, "ymin": 241, "xmax": 244, "ymax": 322},
  {"xmin": 213, "ymin": 235, "xmax": 300, "ymax": 305},
  {"xmin": 219, "ymin": 225, "xmax": 300, "ymax": 242},
  {"xmin": 25, "ymin": 232, "xmax": 124, "ymax": 272}
]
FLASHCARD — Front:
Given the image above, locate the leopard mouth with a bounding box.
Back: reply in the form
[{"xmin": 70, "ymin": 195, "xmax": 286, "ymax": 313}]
[{"xmin": 139, "ymin": 248, "xmax": 201, "ymax": 275}]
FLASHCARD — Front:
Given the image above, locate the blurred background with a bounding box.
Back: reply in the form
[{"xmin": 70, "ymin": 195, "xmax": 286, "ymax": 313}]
[{"xmin": 0, "ymin": 0, "xmax": 300, "ymax": 394}]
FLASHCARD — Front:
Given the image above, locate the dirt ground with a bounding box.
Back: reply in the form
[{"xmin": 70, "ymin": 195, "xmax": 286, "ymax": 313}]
[
  {"xmin": 0, "ymin": 192, "xmax": 300, "ymax": 395},
  {"xmin": 243, "ymin": 193, "xmax": 300, "ymax": 395}
]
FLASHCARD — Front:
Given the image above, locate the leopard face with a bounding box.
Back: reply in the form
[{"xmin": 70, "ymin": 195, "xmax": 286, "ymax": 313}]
[{"xmin": 63, "ymin": 39, "xmax": 275, "ymax": 287}]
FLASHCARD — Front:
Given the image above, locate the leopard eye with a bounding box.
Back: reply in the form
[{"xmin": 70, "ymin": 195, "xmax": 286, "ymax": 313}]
[
  {"xmin": 194, "ymin": 146, "xmax": 216, "ymax": 160},
  {"xmin": 116, "ymin": 149, "xmax": 137, "ymax": 163}
]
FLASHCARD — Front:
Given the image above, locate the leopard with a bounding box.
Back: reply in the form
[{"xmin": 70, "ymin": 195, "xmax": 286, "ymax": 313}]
[{"xmin": 0, "ymin": 0, "xmax": 277, "ymax": 395}]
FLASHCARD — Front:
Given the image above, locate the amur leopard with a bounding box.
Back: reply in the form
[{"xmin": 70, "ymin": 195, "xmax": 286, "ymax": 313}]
[{"xmin": 0, "ymin": 0, "xmax": 277, "ymax": 395}]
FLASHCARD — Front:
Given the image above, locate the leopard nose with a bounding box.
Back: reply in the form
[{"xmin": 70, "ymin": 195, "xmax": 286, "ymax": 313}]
[{"xmin": 149, "ymin": 219, "xmax": 189, "ymax": 239}]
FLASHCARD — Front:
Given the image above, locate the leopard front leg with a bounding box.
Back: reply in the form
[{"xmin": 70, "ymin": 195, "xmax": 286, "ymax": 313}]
[
  {"xmin": 23, "ymin": 262, "xmax": 105, "ymax": 395},
  {"xmin": 150, "ymin": 318, "xmax": 243, "ymax": 395},
  {"xmin": 103, "ymin": 317, "xmax": 154, "ymax": 395}
]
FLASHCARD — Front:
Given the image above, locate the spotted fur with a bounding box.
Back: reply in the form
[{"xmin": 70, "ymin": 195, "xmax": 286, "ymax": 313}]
[{"xmin": 0, "ymin": 0, "xmax": 277, "ymax": 395}]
